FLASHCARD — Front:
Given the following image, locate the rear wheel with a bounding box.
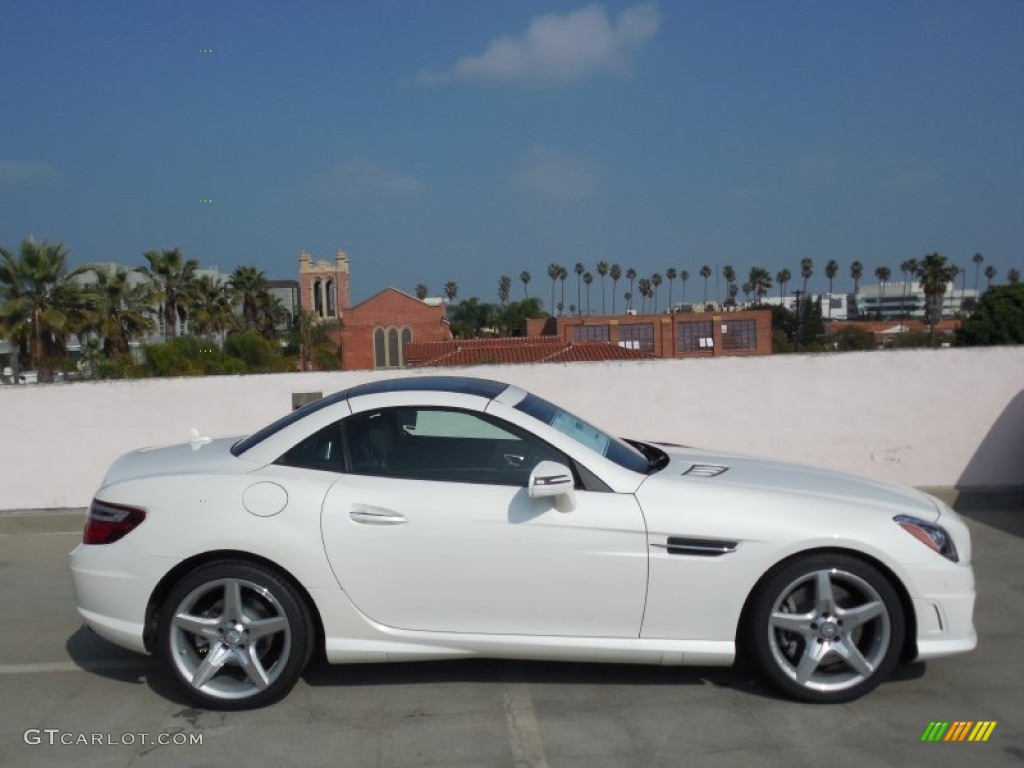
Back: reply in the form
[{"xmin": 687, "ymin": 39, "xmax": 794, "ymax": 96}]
[
  {"xmin": 746, "ymin": 553, "xmax": 904, "ymax": 703},
  {"xmin": 157, "ymin": 561, "xmax": 313, "ymax": 710}
]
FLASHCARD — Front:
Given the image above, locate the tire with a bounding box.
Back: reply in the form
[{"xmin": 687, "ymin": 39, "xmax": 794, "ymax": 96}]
[
  {"xmin": 156, "ymin": 561, "xmax": 314, "ymax": 710},
  {"xmin": 745, "ymin": 553, "xmax": 905, "ymax": 703}
]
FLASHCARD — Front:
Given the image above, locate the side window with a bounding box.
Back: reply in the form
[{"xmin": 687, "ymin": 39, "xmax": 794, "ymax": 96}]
[
  {"xmin": 343, "ymin": 407, "xmax": 569, "ymax": 486},
  {"xmin": 275, "ymin": 422, "xmax": 343, "ymax": 473}
]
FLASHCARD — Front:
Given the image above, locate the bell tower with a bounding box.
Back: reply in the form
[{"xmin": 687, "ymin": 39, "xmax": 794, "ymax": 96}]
[{"xmin": 299, "ymin": 249, "xmax": 351, "ymax": 319}]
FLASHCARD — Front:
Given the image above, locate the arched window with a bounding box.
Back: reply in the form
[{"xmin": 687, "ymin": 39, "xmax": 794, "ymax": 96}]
[
  {"xmin": 401, "ymin": 327, "xmax": 412, "ymax": 366},
  {"xmin": 387, "ymin": 328, "xmax": 400, "ymax": 368},
  {"xmin": 326, "ymin": 280, "xmax": 336, "ymax": 317},
  {"xmin": 313, "ymin": 279, "xmax": 323, "ymax": 317},
  {"xmin": 374, "ymin": 328, "xmax": 386, "ymax": 368}
]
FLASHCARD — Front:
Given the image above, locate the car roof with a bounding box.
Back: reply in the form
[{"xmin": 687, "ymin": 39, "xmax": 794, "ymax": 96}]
[{"xmin": 232, "ymin": 376, "xmax": 510, "ymax": 457}]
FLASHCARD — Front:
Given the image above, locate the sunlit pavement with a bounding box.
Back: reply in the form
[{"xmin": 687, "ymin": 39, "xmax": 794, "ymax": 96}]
[{"xmin": 1, "ymin": 504, "xmax": 1021, "ymax": 768}]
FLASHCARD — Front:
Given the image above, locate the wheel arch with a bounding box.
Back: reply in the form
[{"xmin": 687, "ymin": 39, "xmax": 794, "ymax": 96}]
[
  {"xmin": 143, "ymin": 549, "xmax": 326, "ymax": 658},
  {"xmin": 735, "ymin": 546, "xmax": 918, "ymax": 663}
]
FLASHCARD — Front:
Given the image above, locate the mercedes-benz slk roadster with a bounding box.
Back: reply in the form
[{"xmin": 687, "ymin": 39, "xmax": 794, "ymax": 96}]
[{"xmin": 70, "ymin": 376, "xmax": 976, "ymax": 709}]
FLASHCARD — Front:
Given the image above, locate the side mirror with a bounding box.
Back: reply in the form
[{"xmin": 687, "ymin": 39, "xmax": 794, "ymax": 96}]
[{"xmin": 528, "ymin": 461, "xmax": 576, "ymax": 512}]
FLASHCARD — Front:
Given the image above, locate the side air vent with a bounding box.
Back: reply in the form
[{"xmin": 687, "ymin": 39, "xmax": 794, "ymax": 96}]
[{"xmin": 682, "ymin": 464, "xmax": 729, "ymax": 478}]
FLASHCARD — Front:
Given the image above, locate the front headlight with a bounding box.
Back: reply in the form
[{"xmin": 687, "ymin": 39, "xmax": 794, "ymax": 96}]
[{"xmin": 894, "ymin": 514, "xmax": 959, "ymax": 562}]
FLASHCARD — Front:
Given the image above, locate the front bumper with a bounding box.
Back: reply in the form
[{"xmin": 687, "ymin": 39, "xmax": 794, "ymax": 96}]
[{"xmin": 907, "ymin": 558, "xmax": 977, "ymax": 660}]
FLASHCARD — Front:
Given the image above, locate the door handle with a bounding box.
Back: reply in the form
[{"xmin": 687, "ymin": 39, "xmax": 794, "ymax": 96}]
[{"xmin": 349, "ymin": 508, "xmax": 407, "ymax": 525}]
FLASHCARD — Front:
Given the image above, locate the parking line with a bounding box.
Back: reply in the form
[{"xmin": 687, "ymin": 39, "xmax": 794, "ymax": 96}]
[{"xmin": 502, "ymin": 678, "xmax": 549, "ymax": 768}]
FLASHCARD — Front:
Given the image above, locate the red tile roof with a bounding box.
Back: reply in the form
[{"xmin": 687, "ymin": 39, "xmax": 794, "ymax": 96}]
[{"xmin": 405, "ymin": 337, "xmax": 655, "ymax": 368}]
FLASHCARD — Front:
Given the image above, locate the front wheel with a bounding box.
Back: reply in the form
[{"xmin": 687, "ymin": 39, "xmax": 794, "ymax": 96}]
[
  {"xmin": 157, "ymin": 561, "xmax": 314, "ymax": 710},
  {"xmin": 745, "ymin": 553, "xmax": 905, "ymax": 703}
]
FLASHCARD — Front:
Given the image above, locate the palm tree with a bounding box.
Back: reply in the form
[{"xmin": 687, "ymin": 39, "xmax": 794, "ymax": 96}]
[
  {"xmin": 824, "ymin": 260, "xmax": 839, "ymax": 318},
  {"xmin": 414, "ymin": 283, "xmax": 428, "ymax": 300},
  {"xmin": 138, "ymin": 248, "xmax": 198, "ymax": 340},
  {"xmin": 519, "ymin": 270, "xmax": 531, "ymax": 299},
  {"xmin": 748, "ymin": 266, "xmax": 773, "ymax": 301},
  {"xmin": 665, "ymin": 267, "xmax": 677, "ymax": 310},
  {"xmin": 1009, "ymin": 268, "xmax": 1021, "ymax": 285},
  {"xmin": 229, "ymin": 265, "xmax": 272, "ymax": 332},
  {"xmin": 776, "ymin": 268, "xmax": 791, "ymax": 301},
  {"xmin": 596, "ymin": 261, "xmax": 609, "ymax": 315},
  {"xmin": 0, "ymin": 239, "xmax": 91, "ymax": 381},
  {"xmin": 916, "ymin": 253, "xmax": 958, "ymax": 345},
  {"xmin": 679, "ymin": 270, "xmax": 690, "ymax": 305},
  {"xmin": 574, "ymin": 262, "xmax": 585, "ymax": 315},
  {"xmin": 984, "ymin": 265, "xmax": 996, "ymax": 289},
  {"xmin": 800, "ymin": 257, "xmax": 814, "ymax": 294},
  {"xmin": 82, "ymin": 264, "xmax": 157, "ymax": 356},
  {"xmin": 623, "ymin": 291, "xmax": 632, "ymax": 311},
  {"xmin": 609, "ymin": 264, "xmax": 621, "ymax": 314},
  {"xmin": 899, "ymin": 259, "xmax": 917, "ymax": 321},
  {"xmin": 498, "ymin": 275, "xmax": 512, "ymax": 307},
  {"xmin": 558, "ymin": 266, "xmax": 568, "ymax": 314},
  {"xmin": 722, "ymin": 265, "xmax": 736, "ymax": 305},
  {"xmin": 582, "ymin": 271, "xmax": 593, "ymax": 314},
  {"xmin": 443, "ymin": 280, "xmax": 458, "ymax": 319},
  {"xmin": 625, "ymin": 267, "xmax": 637, "ymax": 309},
  {"xmin": 651, "ymin": 273, "xmax": 662, "ymax": 313},
  {"xmin": 189, "ymin": 274, "xmax": 235, "ymax": 343},
  {"xmin": 253, "ymin": 290, "xmax": 289, "ymax": 340},
  {"xmin": 638, "ymin": 278, "xmax": 652, "ymax": 314},
  {"xmin": 972, "ymin": 253, "xmax": 984, "ymax": 293},
  {"xmin": 547, "ymin": 263, "xmax": 561, "ymax": 314},
  {"xmin": 850, "ymin": 260, "xmax": 864, "ymax": 294},
  {"xmin": 875, "ymin": 266, "xmax": 891, "ymax": 316},
  {"xmin": 699, "ymin": 265, "xmax": 712, "ymax": 304}
]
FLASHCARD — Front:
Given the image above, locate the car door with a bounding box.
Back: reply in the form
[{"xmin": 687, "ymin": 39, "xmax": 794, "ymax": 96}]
[{"xmin": 319, "ymin": 405, "xmax": 648, "ymax": 637}]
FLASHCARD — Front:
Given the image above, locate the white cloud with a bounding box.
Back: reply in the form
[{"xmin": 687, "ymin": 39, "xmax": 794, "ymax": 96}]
[
  {"xmin": 321, "ymin": 157, "xmax": 425, "ymax": 197},
  {"xmin": 514, "ymin": 145, "xmax": 598, "ymax": 201},
  {"xmin": 0, "ymin": 159, "xmax": 55, "ymax": 184},
  {"xmin": 418, "ymin": 3, "xmax": 660, "ymax": 86}
]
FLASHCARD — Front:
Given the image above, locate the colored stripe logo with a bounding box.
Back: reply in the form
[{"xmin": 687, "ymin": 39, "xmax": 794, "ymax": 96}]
[{"xmin": 921, "ymin": 721, "xmax": 997, "ymax": 742}]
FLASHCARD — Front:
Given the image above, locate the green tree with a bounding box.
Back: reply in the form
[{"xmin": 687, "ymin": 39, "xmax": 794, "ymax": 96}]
[
  {"xmin": 899, "ymin": 258, "xmax": 918, "ymax": 320},
  {"xmin": 824, "ymin": 260, "xmax": 839, "ymax": 318},
  {"xmin": 0, "ymin": 239, "xmax": 91, "ymax": 381},
  {"xmin": 519, "ymin": 270, "xmax": 531, "ymax": 299},
  {"xmin": 972, "ymin": 252, "xmax": 984, "ymax": 293},
  {"xmin": 582, "ymin": 271, "xmax": 593, "ymax": 314},
  {"xmin": 748, "ymin": 266, "xmax": 773, "ymax": 301},
  {"xmin": 189, "ymin": 274, "xmax": 236, "ymax": 342},
  {"xmin": 546, "ymin": 263, "xmax": 561, "ymax": 314},
  {"xmin": 1008, "ymin": 268, "xmax": 1020, "ymax": 285},
  {"xmin": 650, "ymin": 273, "xmax": 662, "ymax": 313},
  {"xmin": 138, "ymin": 248, "xmax": 198, "ymax": 340},
  {"xmin": 722, "ymin": 265, "xmax": 736, "ymax": 305},
  {"xmin": 625, "ymin": 267, "xmax": 637, "ymax": 309},
  {"xmin": 776, "ymin": 268, "xmax": 791, "ymax": 301},
  {"xmin": 574, "ymin": 262, "xmax": 585, "ymax": 315},
  {"xmin": 984, "ymin": 265, "xmax": 996, "ymax": 289},
  {"xmin": 800, "ymin": 257, "xmax": 814, "ymax": 294},
  {"xmin": 415, "ymin": 283, "xmax": 428, "ymax": 300},
  {"xmin": 874, "ymin": 266, "xmax": 891, "ymax": 314},
  {"xmin": 228, "ymin": 265, "xmax": 272, "ymax": 332},
  {"xmin": 81, "ymin": 264, "xmax": 157, "ymax": 356},
  {"xmin": 498, "ymin": 275, "xmax": 512, "ymax": 307},
  {"xmin": 679, "ymin": 269, "xmax": 689, "ymax": 305},
  {"xmin": 959, "ymin": 283, "xmax": 1024, "ymax": 345}
]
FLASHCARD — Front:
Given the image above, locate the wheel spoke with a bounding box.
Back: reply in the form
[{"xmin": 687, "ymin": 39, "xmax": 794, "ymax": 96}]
[
  {"xmin": 238, "ymin": 644, "xmax": 271, "ymax": 690},
  {"xmin": 770, "ymin": 611, "xmax": 814, "ymax": 636},
  {"xmin": 838, "ymin": 600, "xmax": 883, "ymax": 630},
  {"xmin": 191, "ymin": 644, "xmax": 232, "ymax": 689},
  {"xmin": 222, "ymin": 580, "xmax": 245, "ymax": 622},
  {"xmin": 832, "ymin": 637, "xmax": 874, "ymax": 678},
  {"xmin": 794, "ymin": 640, "xmax": 829, "ymax": 684},
  {"xmin": 245, "ymin": 614, "xmax": 288, "ymax": 640},
  {"xmin": 173, "ymin": 612, "xmax": 222, "ymax": 641},
  {"xmin": 814, "ymin": 570, "xmax": 836, "ymax": 615}
]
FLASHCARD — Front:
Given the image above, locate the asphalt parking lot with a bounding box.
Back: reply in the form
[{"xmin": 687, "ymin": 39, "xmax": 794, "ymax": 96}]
[{"xmin": 1, "ymin": 502, "xmax": 1021, "ymax": 768}]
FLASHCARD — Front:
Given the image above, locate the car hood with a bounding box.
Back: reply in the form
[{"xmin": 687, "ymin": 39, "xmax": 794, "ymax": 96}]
[
  {"xmin": 650, "ymin": 444, "xmax": 940, "ymax": 520},
  {"xmin": 99, "ymin": 436, "xmax": 257, "ymax": 488}
]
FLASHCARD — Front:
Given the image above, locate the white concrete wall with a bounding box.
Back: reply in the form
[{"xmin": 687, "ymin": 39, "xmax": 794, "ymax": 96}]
[{"xmin": 1, "ymin": 347, "xmax": 1022, "ymax": 510}]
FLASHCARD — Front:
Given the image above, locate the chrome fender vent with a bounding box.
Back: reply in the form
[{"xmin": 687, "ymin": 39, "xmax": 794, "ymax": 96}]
[{"xmin": 681, "ymin": 463, "xmax": 729, "ymax": 478}]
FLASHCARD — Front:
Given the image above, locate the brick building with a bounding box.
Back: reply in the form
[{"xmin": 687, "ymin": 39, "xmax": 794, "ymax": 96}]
[
  {"xmin": 296, "ymin": 250, "xmax": 450, "ymax": 370},
  {"xmin": 525, "ymin": 309, "xmax": 773, "ymax": 359}
]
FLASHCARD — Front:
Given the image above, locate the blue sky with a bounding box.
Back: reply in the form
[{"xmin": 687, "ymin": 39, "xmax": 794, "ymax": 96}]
[{"xmin": 2, "ymin": 1, "xmax": 1021, "ymax": 307}]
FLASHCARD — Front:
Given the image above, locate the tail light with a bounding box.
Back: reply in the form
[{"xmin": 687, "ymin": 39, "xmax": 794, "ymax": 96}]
[{"xmin": 83, "ymin": 499, "xmax": 147, "ymax": 544}]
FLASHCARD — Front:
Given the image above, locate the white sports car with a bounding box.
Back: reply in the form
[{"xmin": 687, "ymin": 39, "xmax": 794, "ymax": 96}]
[{"xmin": 70, "ymin": 376, "xmax": 976, "ymax": 709}]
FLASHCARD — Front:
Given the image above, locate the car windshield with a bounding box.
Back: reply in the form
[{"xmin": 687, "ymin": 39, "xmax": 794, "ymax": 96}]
[{"xmin": 513, "ymin": 393, "xmax": 653, "ymax": 474}]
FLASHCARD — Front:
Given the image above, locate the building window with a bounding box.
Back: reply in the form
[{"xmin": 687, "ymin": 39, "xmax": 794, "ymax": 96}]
[
  {"xmin": 374, "ymin": 326, "xmax": 412, "ymax": 368},
  {"xmin": 721, "ymin": 319, "xmax": 756, "ymax": 351},
  {"xmin": 313, "ymin": 279, "xmax": 323, "ymax": 317},
  {"xmin": 618, "ymin": 323, "xmax": 654, "ymax": 351},
  {"xmin": 571, "ymin": 324, "xmax": 610, "ymax": 342},
  {"xmin": 326, "ymin": 280, "xmax": 336, "ymax": 317},
  {"xmin": 677, "ymin": 320, "xmax": 713, "ymax": 352}
]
